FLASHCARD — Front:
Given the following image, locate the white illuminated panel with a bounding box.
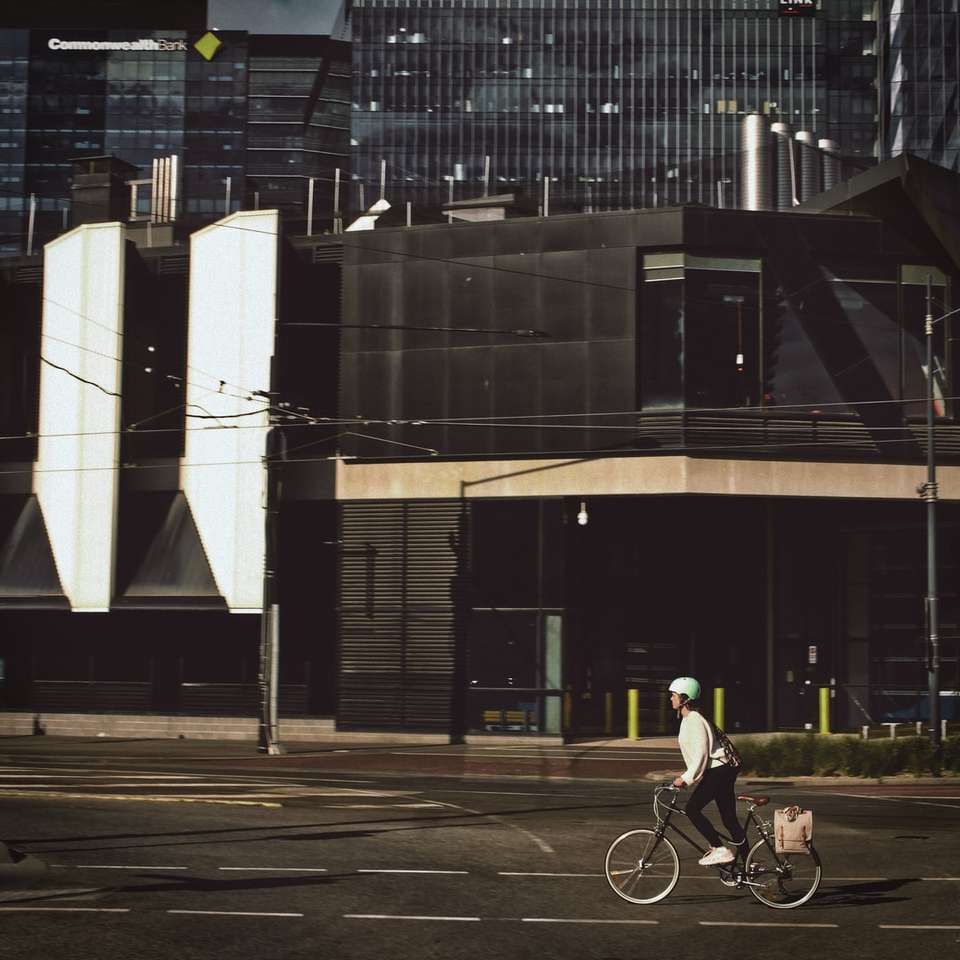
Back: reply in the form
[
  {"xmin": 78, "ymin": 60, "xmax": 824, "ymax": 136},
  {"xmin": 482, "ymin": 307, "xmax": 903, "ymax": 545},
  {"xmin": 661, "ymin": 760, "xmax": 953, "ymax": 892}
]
[
  {"xmin": 35, "ymin": 223, "xmax": 125, "ymax": 611},
  {"xmin": 184, "ymin": 210, "xmax": 278, "ymax": 612}
]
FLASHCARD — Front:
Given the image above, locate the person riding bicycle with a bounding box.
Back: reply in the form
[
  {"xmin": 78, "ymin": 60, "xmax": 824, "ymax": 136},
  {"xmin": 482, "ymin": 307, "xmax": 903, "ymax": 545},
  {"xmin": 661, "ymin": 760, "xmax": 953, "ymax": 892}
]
[{"xmin": 668, "ymin": 676, "xmax": 745, "ymax": 867}]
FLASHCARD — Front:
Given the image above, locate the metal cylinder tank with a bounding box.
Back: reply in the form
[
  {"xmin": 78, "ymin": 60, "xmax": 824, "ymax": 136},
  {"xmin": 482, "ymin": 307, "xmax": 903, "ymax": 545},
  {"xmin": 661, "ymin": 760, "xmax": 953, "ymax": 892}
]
[
  {"xmin": 794, "ymin": 130, "xmax": 821, "ymax": 203},
  {"xmin": 740, "ymin": 114, "xmax": 772, "ymax": 211},
  {"xmin": 771, "ymin": 122, "xmax": 795, "ymax": 211},
  {"xmin": 818, "ymin": 138, "xmax": 841, "ymax": 192}
]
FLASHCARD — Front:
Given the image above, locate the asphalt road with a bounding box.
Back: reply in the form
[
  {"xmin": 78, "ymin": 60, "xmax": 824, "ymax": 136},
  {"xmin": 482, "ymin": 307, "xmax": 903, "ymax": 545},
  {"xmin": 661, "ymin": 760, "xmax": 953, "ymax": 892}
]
[{"xmin": 1, "ymin": 738, "xmax": 958, "ymax": 960}]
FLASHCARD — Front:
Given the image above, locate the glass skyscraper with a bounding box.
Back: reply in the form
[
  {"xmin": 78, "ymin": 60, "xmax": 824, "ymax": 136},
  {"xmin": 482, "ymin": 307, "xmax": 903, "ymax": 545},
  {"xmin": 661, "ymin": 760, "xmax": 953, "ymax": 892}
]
[
  {"xmin": 351, "ymin": 0, "xmax": 880, "ymax": 211},
  {"xmin": 885, "ymin": 0, "xmax": 960, "ymax": 170},
  {"xmin": 0, "ymin": 26, "xmax": 350, "ymax": 253}
]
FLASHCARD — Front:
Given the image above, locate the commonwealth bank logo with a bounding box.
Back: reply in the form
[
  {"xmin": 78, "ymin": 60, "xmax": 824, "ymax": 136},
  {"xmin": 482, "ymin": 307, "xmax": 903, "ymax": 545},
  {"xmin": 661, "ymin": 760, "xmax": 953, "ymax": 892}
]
[{"xmin": 193, "ymin": 31, "xmax": 223, "ymax": 61}]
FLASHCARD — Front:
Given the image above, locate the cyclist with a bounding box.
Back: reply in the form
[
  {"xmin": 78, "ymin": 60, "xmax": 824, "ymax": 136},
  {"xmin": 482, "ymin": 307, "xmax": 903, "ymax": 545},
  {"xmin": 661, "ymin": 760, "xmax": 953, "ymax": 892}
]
[{"xmin": 668, "ymin": 676, "xmax": 745, "ymax": 867}]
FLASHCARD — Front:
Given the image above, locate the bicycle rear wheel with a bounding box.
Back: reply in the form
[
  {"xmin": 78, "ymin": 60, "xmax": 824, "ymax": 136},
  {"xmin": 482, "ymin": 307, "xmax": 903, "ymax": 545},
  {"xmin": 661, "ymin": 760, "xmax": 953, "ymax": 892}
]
[
  {"xmin": 604, "ymin": 829, "xmax": 679, "ymax": 905},
  {"xmin": 745, "ymin": 838, "xmax": 821, "ymax": 909}
]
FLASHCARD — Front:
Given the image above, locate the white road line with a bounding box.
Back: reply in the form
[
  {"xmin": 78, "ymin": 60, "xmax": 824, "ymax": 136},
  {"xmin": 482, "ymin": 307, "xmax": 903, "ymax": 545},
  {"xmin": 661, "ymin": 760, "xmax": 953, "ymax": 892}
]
[
  {"xmin": 0, "ymin": 790, "xmax": 281, "ymax": 807},
  {"xmin": 218, "ymin": 867, "xmax": 328, "ymax": 872},
  {"xmin": 499, "ymin": 872, "xmax": 602, "ymax": 878},
  {"xmin": 321, "ymin": 803, "xmax": 443, "ymax": 809},
  {"xmin": 879, "ymin": 925, "xmax": 960, "ymax": 930},
  {"xmin": 344, "ymin": 914, "xmax": 480, "ymax": 922},
  {"xmin": 700, "ymin": 921, "xmax": 839, "ymax": 928},
  {"xmin": 430, "ymin": 789, "xmax": 596, "ymax": 798},
  {"xmin": 357, "ymin": 869, "xmax": 469, "ymax": 875},
  {"xmin": 67, "ymin": 865, "xmax": 188, "ymax": 870},
  {"xmin": 0, "ymin": 773, "xmax": 195, "ymax": 779},
  {"xmin": 521, "ymin": 918, "xmax": 658, "ymax": 925},
  {"xmin": 389, "ymin": 752, "xmax": 668, "ymax": 762},
  {"xmin": 0, "ymin": 907, "xmax": 131, "ymax": 913},
  {"xmin": 828, "ymin": 793, "xmax": 960, "ymax": 811},
  {"xmin": 168, "ymin": 910, "xmax": 303, "ymax": 918}
]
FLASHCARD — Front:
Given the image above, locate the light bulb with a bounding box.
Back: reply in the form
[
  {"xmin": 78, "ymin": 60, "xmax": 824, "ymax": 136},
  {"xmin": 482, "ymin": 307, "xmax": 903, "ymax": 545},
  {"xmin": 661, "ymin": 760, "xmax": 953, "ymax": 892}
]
[{"xmin": 577, "ymin": 500, "xmax": 588, "ymax": 526}]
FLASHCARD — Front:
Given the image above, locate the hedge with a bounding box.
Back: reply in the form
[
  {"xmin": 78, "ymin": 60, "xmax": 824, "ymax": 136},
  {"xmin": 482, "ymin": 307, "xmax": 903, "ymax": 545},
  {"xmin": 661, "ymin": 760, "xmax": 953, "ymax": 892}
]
[{"xmin": 735, "ymin": 734, "xmax": 960, "ymax": 778}]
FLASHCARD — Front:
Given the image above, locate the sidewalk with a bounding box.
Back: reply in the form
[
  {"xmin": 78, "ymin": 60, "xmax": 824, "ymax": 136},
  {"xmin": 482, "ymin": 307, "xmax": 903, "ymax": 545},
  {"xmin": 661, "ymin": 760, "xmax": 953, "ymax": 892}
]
[{"xmin": 0, "ymin": 734, "xmax": 956, "ymax": 788}]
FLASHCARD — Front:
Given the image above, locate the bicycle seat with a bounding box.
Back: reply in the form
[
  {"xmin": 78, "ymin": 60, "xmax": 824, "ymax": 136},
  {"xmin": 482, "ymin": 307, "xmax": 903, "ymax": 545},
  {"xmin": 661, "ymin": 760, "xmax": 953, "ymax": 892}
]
[{"xmin": 736, "ymin": 794, "xmax": 770, "ymax": 806}]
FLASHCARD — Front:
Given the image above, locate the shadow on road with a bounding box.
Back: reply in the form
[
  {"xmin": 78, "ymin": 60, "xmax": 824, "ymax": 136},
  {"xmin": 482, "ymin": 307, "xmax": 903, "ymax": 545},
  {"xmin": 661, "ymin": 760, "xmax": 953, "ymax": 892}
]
[
  {"xmin": 8, "ymin": 799, "xmax": 641, "ymax": 856},
  {"xmin": 807, "ymin": 877, "xmax": 918, "ymax": 907}
]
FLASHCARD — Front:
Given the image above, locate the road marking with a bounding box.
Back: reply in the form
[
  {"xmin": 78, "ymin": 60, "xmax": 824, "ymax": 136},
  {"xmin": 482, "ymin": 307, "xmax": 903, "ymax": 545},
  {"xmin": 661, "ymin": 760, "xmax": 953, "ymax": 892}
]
[
  {"xmin": 344, "ymin": 914, "xmax": 480, "ymax": 922},
  {"xmin": 65, "ymin": 865, "xmax": 188, "ymax": 870},
  {"xmin": 168, "ymin": 910, "xmax": 303, "ymax": 918},
  {"xmin": 218, "ymin": 867, "xmax": 328, "ymax": 872},
  {"xmin": 321, "ymin": 803, "xmax": 443, "ymax": 809},
  {"xmin": 499, "ymin": 872, "xmax": 602, "ymax": 878},
  {"xmin": 430, "ymin": 788, "xmax": 597, "ymax": 799},
  {"xmin": 357, "ymin": 869, "xmax": 469, "ymax": 875},
  {"xmin": 829, "ymin": 793, "xmax": 960, "ymax": 811},
  {"xmin": 0, "ymin": 773, "xmax": 195, "ymax": 779},
  {"xmin": 700, "ymin": 921, "xmax": 838, "ymax": 928},
  {"xmin": 426, "ymin": 796, "xmax": 555, "ymax": 855},
  {"xmin": 389, "ymin": 751, "xmax": 670, "ymax": 762},
  {"xmin": 0, "ymin": 907, "xmax": 131, "ymax": 913},
  {"xmin": 879, "ymin": 925, "xmax": 960, "ymax": 930},
  {"xmin": 521, "ymin": 918, "xmax": 658, "ymax": 925},
  {"xmin": 0, "ymin": 790, "xmax": 281, "ymax": 808}
]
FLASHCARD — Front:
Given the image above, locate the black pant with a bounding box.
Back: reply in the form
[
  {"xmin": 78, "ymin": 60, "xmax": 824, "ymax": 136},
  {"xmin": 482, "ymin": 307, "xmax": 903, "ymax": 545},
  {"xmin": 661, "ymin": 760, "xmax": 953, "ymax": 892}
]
[{"xmin": 686, "ymin": 764, "xmax": 744, "ymax": 849}]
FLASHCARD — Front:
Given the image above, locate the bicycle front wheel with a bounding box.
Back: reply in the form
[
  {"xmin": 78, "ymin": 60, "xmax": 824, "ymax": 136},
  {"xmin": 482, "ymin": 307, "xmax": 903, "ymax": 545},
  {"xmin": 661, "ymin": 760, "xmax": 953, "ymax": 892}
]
[
  {"xmin": 604, "ymin": 829, "xmax": 679, "ymax": 905},
  {"xmin": 745, "ymin": 838, "xmax": 821, "ymax": 909}
]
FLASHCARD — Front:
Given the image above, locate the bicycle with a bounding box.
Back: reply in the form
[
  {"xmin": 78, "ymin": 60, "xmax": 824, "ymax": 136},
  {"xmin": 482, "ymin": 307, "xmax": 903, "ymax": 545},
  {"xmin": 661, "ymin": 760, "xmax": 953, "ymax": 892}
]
[{"xmin": 604, "ymin": 783, "xmax": 821, "ymax": 909}]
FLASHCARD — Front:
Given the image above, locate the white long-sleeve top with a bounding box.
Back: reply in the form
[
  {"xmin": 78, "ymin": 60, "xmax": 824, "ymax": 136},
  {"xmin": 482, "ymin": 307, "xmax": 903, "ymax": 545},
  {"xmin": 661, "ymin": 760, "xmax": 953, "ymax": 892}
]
[{"xmin": 678, "ymin": 710, "xmax": 727, "ymax": 786}]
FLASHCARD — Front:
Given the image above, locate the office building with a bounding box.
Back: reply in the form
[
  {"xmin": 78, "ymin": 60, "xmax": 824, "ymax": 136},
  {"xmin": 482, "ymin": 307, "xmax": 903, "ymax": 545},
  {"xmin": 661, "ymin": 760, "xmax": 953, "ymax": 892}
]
[
  {"xmin": 0, "ymin": 17, "xmax": 349, "ymax": 253},
  {"xmin": 1, "ymin": 154, "xmax": 959, "ymax": 738},
  {"xmin": 351, "ymin": 0, "xmax": 880, "ymax": 213}
]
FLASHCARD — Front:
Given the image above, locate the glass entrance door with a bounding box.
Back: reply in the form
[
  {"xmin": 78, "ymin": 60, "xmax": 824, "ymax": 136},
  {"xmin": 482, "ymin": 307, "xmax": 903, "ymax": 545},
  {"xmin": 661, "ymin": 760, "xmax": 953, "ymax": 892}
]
[{"xmin": 465, "ymin": 609, "xmax": 563, "ymax": 736}]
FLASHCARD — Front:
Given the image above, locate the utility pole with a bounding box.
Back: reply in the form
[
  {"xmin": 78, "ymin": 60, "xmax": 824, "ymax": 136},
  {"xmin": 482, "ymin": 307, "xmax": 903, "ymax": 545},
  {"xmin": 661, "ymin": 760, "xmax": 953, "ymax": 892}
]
[
  {"xmin": 922, "ymin": 276, "xmax": 941, "ymax": 749},
  {"xmin": 258, "ymin": 417, "xmax": 284, "ymax": 755}
]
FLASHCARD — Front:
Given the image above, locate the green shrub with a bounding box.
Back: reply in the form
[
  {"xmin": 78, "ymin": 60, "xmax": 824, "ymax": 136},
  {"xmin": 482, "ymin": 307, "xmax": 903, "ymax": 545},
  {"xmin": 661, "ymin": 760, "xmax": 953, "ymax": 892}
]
[
  {"xmin": 734, "ymin": 733, "xmax": 959, "ymax": 777},
  {"xmin": 943, "ymin": 736, "xmax": 960, "ymax": 773},
  {"xmin": 813, "ymin": 736, "xmax": 847, "ymax": 775}
]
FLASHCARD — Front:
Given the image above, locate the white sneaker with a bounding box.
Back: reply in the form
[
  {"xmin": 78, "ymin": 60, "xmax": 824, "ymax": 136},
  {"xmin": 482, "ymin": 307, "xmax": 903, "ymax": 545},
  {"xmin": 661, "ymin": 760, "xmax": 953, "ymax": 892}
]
[{"xmin": 698, "ymin": 846, "xmax": 735, "ymax": 867}]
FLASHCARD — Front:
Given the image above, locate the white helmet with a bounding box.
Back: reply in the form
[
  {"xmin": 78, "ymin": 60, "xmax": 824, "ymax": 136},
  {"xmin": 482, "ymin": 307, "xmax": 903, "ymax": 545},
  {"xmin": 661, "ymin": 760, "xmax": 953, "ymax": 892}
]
[{"xmin": 668, "ymin": 676, "xmax": 701, "ymax": 702}]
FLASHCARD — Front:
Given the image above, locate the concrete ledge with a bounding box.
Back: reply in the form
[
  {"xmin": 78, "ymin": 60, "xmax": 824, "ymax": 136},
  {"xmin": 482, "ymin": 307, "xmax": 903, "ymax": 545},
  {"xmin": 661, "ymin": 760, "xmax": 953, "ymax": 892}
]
[{"xmin": 0, "ymin": 713, "xmax": 454, "ymax": 745}]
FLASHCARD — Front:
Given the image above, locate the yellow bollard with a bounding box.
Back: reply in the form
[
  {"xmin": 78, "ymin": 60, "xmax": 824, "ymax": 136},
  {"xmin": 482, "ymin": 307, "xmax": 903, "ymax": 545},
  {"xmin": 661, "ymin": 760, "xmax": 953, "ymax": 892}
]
[
  {"xmin": 714, "ymin": 687, "xmax": 725, "ymax": 731},
  {"xmin": 562, "ymin": 691, "xmax": 572, "ymax": 732},
  {"xmin": 604, "ymin": 691, "xmax": 613, "ymax": 735},
  {"xmin": 819, "ymin": 686, "xmax": 830, "ymax": 735},
  {"xmin": 627, "ymin": 688, "xmax": 639, "ymax": 740}
]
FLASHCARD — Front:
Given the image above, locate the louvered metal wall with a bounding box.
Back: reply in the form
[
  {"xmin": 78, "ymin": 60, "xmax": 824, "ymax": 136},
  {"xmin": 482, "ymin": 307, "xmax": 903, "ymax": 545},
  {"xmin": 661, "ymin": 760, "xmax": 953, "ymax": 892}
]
[{"xmin": 338, "ymin": 500, "xmax": 468, "ymax": 731}]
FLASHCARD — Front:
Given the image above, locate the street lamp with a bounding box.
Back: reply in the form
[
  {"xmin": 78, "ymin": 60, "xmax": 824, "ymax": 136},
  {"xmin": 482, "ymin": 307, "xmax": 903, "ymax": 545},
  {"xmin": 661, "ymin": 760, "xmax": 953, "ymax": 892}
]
[{"xmin": 920, "ymin": 280, "xmax": 960, "ymax": 750}]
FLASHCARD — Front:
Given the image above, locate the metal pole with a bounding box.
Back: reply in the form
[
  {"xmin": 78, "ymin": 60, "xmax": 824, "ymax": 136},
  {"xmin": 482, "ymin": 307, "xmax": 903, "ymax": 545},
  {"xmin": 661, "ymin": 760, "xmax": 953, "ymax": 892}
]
[
  {"xmin": 333, "ymin": 167, "xmax": 341, "ymax": 233},
  {"xmin": 543, "ymin": 176, "xmax": 550, "ymax": 217},
  {"xmin": 254, "ymin": 190, "xmax": 260, "ymax": 210},
  {"xmin": 26, "ymin": 193, "xmax": 37, "ymax": 256},
  {"xmin": 447, "ymin": 177, "xmax": 454, "ymax": 223},
  {"xmin": 258, "ymin": 425, "xmax": 283, "ymax": 755},
  {"xmin": 406, "ymin": 201, "xmax": 412, "ymax": 227},
  {"xmin": 224, "ymin": 176, "xmax": 232, "ymax": 216},
  {"xmin": 307, "ymin": 177, "xmax": 315, "ymax": 236},
  {"xmin": 483, "ymin": 155, "xmax": 490, "ymax": 197},
  {"xmin": 924, "ymin": 276, "xmax": 941, "ymax": 749},
  {"xmin": 380, "ymin": 158, "xmax": 386, "ymax": 200}
]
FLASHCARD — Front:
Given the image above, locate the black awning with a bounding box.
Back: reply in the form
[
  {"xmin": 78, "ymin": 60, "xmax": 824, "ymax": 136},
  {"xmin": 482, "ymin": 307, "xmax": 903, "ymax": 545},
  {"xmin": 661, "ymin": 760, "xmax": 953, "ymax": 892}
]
[
  {"xmin": 0, "ymin": 495, "xmax": 69, "ymax": 609},
  {"xmin": 112, "ymin": 491, "xmax": 226, "ymax": 611}
]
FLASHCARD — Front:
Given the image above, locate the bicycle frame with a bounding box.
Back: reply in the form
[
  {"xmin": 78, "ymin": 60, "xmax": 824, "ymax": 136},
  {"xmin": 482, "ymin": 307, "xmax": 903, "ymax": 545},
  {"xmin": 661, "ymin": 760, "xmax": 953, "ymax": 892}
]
[{"xmin": 651, "ymin": 785, "xmax": 781, "ymax": 884}]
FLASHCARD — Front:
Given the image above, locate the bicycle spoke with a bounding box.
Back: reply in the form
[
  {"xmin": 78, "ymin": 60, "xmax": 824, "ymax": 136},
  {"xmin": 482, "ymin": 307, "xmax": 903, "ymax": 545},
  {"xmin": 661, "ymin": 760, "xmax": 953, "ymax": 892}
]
[
  {"xmin": 745, "ymin": 839, "xmax": 821, "ymax": 909},
  {"xmin": 604, "ymin": 829, "xmax": 680, "ymax": 905}
]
